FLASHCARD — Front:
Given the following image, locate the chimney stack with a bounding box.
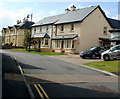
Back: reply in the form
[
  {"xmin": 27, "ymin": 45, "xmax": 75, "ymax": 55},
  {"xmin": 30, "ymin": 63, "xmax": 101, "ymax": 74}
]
[
  {"xmin": 70, "ymin": 5, "xmax": 76, "ymax": 11},
  {"xmin": 65, "ymin": 8, "xmax": 70, "ymax": 13}
]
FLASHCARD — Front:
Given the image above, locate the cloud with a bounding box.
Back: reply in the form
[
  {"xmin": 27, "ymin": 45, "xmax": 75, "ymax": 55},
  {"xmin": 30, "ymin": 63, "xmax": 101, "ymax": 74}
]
[
  {"xmin": 0, "ymin": 7, "xmax": 32, "ymax": 30},
  {"xmin": 102, "ymin": 8, "xmax": 111, "ymax": 16},
  {"xmin": 49, "ymin": 10, "xmax": 56, "ymax": 15},
  {"xmin": 0, "ymin": 3, "xmax": 4, "ymax": 6},
  {"xmin": 32, "ymin": 10, "xmax": 46, "ymax": 22},
  {"xmin": 111, "ymin": 14, "xmax": 119, "ymax": 20}
]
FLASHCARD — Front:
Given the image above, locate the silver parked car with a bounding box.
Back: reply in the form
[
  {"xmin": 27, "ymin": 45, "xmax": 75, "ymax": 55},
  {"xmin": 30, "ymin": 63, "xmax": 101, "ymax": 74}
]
[{"xmin": 101, "ymin": 44, "xmax": 120, "ymax": 61}]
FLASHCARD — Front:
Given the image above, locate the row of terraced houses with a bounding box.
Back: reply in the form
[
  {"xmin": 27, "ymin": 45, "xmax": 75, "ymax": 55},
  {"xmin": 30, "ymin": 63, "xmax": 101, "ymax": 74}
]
[{"xmin": 2, "ymin": 5, "xmax": 120, "ymax": 53}]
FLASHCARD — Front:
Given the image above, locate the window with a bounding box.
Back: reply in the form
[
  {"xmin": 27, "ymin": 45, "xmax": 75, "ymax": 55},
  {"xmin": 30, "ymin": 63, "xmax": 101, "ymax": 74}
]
[
  {"xmin": 71, "ymin": 24, "xmax": 74, "ymax": 31},
  {"xmin": 45, "ymin": 39, "xmax": 49, "ymax": 45},
  {"xmin": 111, "ymin": 46, "xmax": 120, "ymax": 51},
  {"xmin": 64, "ymin": 40, "xmax": 71, "ymax": 48},
  {"xmin": 55, "ymin": 40, "xmax": 61, "ymax": 48},
  {"xmin": 34, "ymin": 28, "xmax": 36, "ymax": 33},
  {"xmin": 103, "ymin": 27, "xmax": 107, "ymax": 34},
  {"xmin": 46, "ymin": 26, "xmax": 48, "ymax": 32},
  {"xmin": 61, "ymin": 25, "xmax": 64, "ymax": 31},
  {"xmin": 40, "ymin": 27, "xmax": 42, "ymax": 32}
]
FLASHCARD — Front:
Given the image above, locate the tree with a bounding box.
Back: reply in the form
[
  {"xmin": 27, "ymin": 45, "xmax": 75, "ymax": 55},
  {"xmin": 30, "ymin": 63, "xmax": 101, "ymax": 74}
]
[{"xmin": 23, "ymin": 30, "xmax": 35, "ymax": 52}]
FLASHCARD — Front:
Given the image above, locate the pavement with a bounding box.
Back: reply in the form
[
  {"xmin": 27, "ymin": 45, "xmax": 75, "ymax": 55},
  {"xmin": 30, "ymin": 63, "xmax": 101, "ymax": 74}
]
[{"xmin": 1, "ymin": 50, "xmax": 120, "ymax": 99}]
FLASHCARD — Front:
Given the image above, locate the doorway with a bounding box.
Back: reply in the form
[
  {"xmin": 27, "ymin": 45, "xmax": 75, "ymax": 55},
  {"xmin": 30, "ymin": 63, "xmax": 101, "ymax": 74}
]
[{"xmin": 61, "ymin": 40, "xmax": 64, "ymax": 49}]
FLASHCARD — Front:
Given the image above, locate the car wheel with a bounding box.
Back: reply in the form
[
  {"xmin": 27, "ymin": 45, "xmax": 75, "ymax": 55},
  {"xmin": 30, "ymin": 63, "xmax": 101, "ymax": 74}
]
[
  {"xmin": 104, "ymin": 55, "xmax": 110, "ymax": 61},
  {"xmin": 91, "ymin": 54, "xmax": 96, "ymax": 59}
]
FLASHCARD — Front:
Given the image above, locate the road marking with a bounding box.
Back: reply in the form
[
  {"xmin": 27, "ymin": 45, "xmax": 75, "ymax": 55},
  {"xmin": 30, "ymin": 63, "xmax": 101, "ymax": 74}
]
[
  {"xmin": 34, "ymin": 84, "xmax": 44, "ymax": 99},
  {"xmin": 11, "ymin": 55, "xmax": 35, "ymax": 99},
  {"xmin": 38, "ymin": 84, "xmax": 49, "ymax": 99}
]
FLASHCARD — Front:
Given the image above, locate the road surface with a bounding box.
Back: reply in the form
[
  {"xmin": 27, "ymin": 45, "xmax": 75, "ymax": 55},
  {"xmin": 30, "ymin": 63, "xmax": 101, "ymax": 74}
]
[{"xmin": 1, "ymin": 50, "xmax": 119, "ymax": 99}]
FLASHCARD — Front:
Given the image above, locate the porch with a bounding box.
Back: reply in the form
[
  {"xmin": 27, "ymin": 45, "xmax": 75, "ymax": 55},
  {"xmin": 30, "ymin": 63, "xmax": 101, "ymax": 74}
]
[{"xmin": 32, "ymin": 33, "xmax": 50, "ymax": 50}]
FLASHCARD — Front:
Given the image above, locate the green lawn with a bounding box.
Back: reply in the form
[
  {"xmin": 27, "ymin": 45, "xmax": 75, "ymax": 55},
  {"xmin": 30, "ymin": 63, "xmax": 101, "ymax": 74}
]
[
  {"xmin": 6, "ymin": 49, "xmax": 65, "ymax": 55},
  {"xmin": 83, "ymin": 61, "xmax": 120, "ymax": 72}
]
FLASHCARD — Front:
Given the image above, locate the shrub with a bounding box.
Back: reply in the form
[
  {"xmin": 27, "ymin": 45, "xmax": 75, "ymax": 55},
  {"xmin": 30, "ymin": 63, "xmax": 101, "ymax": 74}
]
[
  {"xmin": 51, "ymin": 49, "xmax": 55, "ymax": 52},
  {"xmin": 60, "ymin": 49, "xmax": 65, "ymax": 53}
]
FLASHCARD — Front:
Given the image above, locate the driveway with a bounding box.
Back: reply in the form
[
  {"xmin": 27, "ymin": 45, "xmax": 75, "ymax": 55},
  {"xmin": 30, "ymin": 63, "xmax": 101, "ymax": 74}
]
[{"xmin": 47, "ymin": 54, "xmax": 102, "ymax": 65}]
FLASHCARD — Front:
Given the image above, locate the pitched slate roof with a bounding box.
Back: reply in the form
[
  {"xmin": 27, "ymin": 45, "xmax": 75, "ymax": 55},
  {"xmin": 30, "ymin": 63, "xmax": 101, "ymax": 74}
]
[
  {"xmin": 108, "ymin": 18, "xmax": 120, "ymax": 29},
  {"xmin": 32, "ymin": 5, "xmax": 113, "ymax": 27},
  {"xmin": 17, "ymin": 21, "xmax": 34, "ymax": 29},
  {"xmin": 2, "ymin": 28, "xmax": 7, "ymax": 30},
  {"xmin": 8, "ymin": 26, "xmax": 13, "ymax": 30},
  {"xmin": 55, "ymin": 5, "xmax": 98, "ymax": 24},
  {"xmin": 32, "ymin": 14, "xmax": 63, "ymax": 27}
]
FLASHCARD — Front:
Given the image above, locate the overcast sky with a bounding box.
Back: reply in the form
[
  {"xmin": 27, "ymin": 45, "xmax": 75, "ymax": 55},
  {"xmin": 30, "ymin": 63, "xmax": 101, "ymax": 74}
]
[{"xmin": 0, "ymin": 1, "xmax": 119, "ymax": 35}]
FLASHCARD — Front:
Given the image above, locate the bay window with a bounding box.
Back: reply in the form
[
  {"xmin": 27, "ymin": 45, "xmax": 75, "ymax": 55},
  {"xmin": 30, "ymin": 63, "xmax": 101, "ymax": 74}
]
[
  {"xmin": 64, "ymin": 40, "xmax": 71, "ymax": 48},
  {"xmin": 55, "ymin": 40, "xmax": 61, "ymax": 48}
]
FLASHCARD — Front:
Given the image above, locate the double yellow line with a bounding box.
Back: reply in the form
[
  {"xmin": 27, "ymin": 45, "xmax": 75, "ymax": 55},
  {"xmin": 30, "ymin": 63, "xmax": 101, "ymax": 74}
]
[{"xmin": 34, "ymin": 84, "xmax": 49, "ymax": 99}]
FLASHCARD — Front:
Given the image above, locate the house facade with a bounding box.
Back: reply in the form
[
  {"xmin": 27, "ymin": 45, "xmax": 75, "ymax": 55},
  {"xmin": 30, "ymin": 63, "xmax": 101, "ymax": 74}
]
[
  {"xmin": 52, "ymin": 5, "xmax": 112, "ymax": 53},
  {"xmin": 108, "ymin": 18, "xmax": 120, "ymax": 46},
  {"xmin": 31, "ymin": 14, "xmax": 62, "ymax": 50},
  {"xmin": 2, "ymin": 19, "xmax": 34, "ymax": 47}
]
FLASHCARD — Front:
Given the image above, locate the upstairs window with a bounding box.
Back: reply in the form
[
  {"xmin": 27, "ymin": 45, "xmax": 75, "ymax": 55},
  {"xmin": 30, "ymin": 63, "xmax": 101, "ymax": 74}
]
[
  {"xmin": 61, "ymin": 25, "xmax": 64, "ymax": 32},
  {"xmin": 40, "ymin": 27, "xmax": 42, "ymax": 32},
  {"xmin": 46, "ymin": 26, "xmax": 48, "ymax": 32},
  {"xmin": 103, "ymin": 27, "xmax": 107, "ymax": 34},
  {"xmin": 71, "ymin": 24, "xmax": 74, "ymax": 31},
  {"xmin": 34, "ymin": 28, "xmax": 36, "ymax": 33}
]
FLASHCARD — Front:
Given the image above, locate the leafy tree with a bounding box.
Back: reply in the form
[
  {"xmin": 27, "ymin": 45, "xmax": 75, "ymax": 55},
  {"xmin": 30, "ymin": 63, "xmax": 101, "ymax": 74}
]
[{"xmin": 23, "ymin": 30, "xmax": 35, "ymax": 52}]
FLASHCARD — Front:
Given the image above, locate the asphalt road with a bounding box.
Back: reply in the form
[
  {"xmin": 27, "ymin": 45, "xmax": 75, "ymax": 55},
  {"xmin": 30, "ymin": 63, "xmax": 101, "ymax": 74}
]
[
  {"xmin": 1, "ymin": 50, "xmax": 119, "ymax": 99},
  {"xmin": 2, "ymin": 53, "xmax": 31, "ymax": 99}
]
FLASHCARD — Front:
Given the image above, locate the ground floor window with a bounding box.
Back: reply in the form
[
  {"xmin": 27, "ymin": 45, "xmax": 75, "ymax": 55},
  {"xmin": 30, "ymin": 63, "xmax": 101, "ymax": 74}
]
[
  {"xmin": 40, "ymin": 38, "xmax": 49, "ymax": 46},
  {"xmin": 45, "ymin": 39, "xmax": 49, "ymax": 45},
  {"xmin": 55, "ymin": 40, "xmax": 75, "ymax": 49},
  {"xmin": 64, "ymin": 40, "xmax": 71, "ymax": 48},
  {"xmin": 99, "ymin": 41, "xmax": 110, "ymax": 46},
  {"xmin": 55, "ymin": 40, "xmax": 61, "ymax": 48}
]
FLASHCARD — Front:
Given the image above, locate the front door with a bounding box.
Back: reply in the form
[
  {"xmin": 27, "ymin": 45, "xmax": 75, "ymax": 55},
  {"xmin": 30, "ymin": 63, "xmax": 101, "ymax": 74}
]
[{"xmin": 61, "ymin": 40, "xmax": 64, "ymax": 49}]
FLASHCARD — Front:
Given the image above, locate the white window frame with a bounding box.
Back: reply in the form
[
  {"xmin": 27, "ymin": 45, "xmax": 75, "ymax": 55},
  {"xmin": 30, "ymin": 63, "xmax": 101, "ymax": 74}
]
[
  {"xmin": 55, "ymin": 40, "xmax": 61, "ymax": 49},
  {"xmin": 64, "ymin": 40, "xmax": 72, "ymax": 49},
  {"xmin": 40, "ymin": 26, "xmax": 42, "ymax": 32},
  {"xmin": 61, "ymin": 25, "xmax": 64, "ymax": 32},
  {"xmin": 46, "ymin": 26, "xmax": 48, "ymax": 32},
  {"xmin": 45, "ymin": 39, "xmax": 49, "ymax": 45},
  {"xmin": 34, "ymin": 28, "xmax": 36, "ymax": 33},
  {"xmin": 41, "ymin": 39, "xmax": 44, "ymax": 46},
  {"xmin": 71, "ymin": 24, "xmax": 74, "ymax": 31}
]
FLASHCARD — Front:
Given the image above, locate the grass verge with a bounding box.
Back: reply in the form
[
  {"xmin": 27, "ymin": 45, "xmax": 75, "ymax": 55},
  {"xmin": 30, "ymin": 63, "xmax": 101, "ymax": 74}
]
[
  {"xmin": 83, "ymin": 60, "xmax": 120, "ymax": 72},
  {"xmin": 6, "ymin": 49, "xmax": 65, "ymax": 55}
]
